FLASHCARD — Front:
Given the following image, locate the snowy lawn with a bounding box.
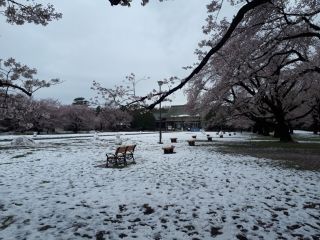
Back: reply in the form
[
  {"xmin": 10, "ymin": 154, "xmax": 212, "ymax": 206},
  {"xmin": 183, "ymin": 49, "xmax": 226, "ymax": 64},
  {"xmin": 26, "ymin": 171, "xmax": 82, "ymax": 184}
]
[{"xmin": 0, "ymin": 132, "xmax": 319, "ymax": 239}]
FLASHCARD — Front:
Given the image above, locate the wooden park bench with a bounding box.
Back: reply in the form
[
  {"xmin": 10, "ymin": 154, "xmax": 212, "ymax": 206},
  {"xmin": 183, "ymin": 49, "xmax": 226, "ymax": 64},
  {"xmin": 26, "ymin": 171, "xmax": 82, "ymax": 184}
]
[{"xmin": 106, "ymin": 144, "xmax": 136, "ymax": 167}]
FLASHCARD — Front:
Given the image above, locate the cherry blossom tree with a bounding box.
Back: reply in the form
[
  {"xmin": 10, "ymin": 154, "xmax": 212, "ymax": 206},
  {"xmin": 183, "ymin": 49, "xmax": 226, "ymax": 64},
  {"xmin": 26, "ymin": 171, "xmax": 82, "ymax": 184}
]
[
  {"xmin": 92, "ymin": 73, "xmax": 177, "ymax": 109},
  {"xmin": 188, "ymin": 49, "xmax": 317, "ymax": 140},
  {"xmin": 0, "ymin": 96, "xmax": 134, "ymax": 132},
  {"xmin": 0, "ymin": 58, "xmax": 61, "ymax": 121},
  {"xmin": 0, "ymin": 93, "xmax": 33, "ymax": 131},
  {"xmin": 108, "ymin": 0, "xmax": 164, "ymax": 7},
  {"xmin": 0, "ymin": 94, "xmax": 61, "ymax": 132},
  {"xmin": 308, "ymin": 73, "xmax": 320, "ymax": 134},
  {"xmin": 0, "ymin": 58, "xmax": 60, "ymax": 98},
  {"xmin": 1, "ymin": 0, "xmax": 61, "ymax": 113},
  {"xmin": 26, "ymin": 98, "xmax": 60, "ymax": 133},
  {"xmin": 102, "ymin": 0, "xmax": 277, "ymax": 110},
  {"xmin": 106, "ymin": 0, "xmax": 319, "ymax": 141},
  {"xmin": 95, "ymin": 106, "xmax": 132, "ymax": 131},
  {"xmin": 186, "ymin": 0, "xmax": 320, "ymax": 141},
  {"xmin": 58, "ymin": 105, "xmax": 96, "ymax": 133},
  {"xmin": 0, "ymin": 0, "xmax": 62, "ymax": 25}
]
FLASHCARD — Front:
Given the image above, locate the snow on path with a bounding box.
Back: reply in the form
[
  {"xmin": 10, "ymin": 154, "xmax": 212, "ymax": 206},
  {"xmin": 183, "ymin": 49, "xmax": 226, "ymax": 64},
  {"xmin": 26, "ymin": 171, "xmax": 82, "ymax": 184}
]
[{"xmin": 0, "ymin": 132, "xmax": 319, "ymax": 240}]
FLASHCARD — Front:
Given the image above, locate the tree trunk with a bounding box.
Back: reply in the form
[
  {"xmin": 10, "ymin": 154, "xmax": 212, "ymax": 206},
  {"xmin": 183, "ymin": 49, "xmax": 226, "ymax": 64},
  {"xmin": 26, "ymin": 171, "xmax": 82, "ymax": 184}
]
[
  {"xmin": 312, "ymin": 116, "xmax": 319, "ymax": 135},
  {"xmin": 277, "ymin": 122, "xmax": 293, "ymax": 142},
  {"xmin": 270, "ymin": 104, "xmax": 293, "ymax": 142}
]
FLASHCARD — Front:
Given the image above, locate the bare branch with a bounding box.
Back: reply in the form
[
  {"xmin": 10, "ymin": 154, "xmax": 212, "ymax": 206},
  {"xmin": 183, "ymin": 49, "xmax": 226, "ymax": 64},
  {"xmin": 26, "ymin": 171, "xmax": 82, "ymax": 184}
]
[{"xmin": 146, "ymin": 0, "xmax": 270, "ymax": 110}]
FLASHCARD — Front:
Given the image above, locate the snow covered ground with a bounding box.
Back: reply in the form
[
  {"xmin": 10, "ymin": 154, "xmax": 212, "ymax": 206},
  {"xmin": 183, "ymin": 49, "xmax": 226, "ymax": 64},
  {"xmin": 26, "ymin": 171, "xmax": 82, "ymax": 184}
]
[{"xmin": 0, "ymin": 132, "xmax": 319, "ymax": 239}]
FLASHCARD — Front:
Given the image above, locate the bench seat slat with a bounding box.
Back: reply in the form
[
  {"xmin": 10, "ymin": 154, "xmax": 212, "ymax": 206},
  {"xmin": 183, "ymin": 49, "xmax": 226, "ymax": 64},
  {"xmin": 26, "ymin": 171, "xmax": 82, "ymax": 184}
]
[{"xmin": 106, "ymin": 144, "xmax": 136, "ymax": 167}]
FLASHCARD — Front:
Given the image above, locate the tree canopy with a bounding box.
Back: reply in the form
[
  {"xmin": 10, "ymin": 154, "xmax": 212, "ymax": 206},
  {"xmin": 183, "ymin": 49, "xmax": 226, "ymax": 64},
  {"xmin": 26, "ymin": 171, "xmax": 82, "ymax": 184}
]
[
  {"xmin": 100, "ymin": 0, "xmax": 320, "ymax": 140},
  {"xmin": 0, "ymin": 0, "xmax": 62, "ymax": 25},
  {"xmin": 1, "ymin": 0, "xmax": 61, "ymax": 116}
]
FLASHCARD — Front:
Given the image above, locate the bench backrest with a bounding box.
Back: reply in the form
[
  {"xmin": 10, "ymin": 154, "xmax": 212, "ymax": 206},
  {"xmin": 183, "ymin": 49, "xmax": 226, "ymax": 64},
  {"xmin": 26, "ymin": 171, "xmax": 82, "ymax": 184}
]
[
  {"xmin": 115, "ymin": 146, "xmax": 127, "ymax": 155},
  {"xmin": 126, "ymin": 145, "xmax": 136, "ymax": 153}
]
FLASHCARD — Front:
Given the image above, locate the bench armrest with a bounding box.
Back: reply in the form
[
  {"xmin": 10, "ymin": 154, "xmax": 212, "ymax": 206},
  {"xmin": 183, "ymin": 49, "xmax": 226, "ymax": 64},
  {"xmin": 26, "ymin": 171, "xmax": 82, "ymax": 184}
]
[{"xmin": 106, "ymin": 153, "xmax": 116, "ymax": 158}]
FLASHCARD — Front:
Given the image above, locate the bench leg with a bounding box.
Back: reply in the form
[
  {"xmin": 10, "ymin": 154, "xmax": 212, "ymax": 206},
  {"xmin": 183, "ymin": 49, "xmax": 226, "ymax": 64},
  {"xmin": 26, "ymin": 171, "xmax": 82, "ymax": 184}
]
[{"xmin": 126, "ymin": 153, "xmax": 135, "ymax": 163}]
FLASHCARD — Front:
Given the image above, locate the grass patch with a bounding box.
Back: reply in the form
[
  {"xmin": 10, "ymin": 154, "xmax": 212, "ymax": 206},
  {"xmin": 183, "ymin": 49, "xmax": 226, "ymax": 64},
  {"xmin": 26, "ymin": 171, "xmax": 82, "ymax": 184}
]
[
  {"xmin": 213, "ymin": 141, "xmax": 320, "ymax": 171},
  {"xmin": 11, "ymin": 151, "xmax": 33, "ymax": 159},
  {"xmin": 40, "ymin": 180, "xmax": 50, "ymax": 184},
  {"xmin": 11, "ymin": 154, "xmax": 27, "ymax": 159},
  {"xmin": 293, "ymin": 135, "xmax": 320, "ymax": 142},
  {"xmin": 0, "ymin": 216, "xmax": 15, "ymax": 230},
  {"xmin": 246, "ymin": 132, "xmax": 320, "ymax": 143}
]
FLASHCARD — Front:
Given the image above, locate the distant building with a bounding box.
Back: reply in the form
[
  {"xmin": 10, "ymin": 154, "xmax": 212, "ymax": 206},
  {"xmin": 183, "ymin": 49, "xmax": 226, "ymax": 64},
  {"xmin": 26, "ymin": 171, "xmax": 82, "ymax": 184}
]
[{"xmin": 154, "ymin": 105, "xmax": 201, "ymax": 131}]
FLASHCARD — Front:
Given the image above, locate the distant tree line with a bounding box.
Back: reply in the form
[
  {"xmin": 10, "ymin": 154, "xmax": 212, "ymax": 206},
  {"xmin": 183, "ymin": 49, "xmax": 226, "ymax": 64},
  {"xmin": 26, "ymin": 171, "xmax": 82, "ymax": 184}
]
[{"xmin": 0, "ymin": 96, "xmax": 156, "ymax": 133}]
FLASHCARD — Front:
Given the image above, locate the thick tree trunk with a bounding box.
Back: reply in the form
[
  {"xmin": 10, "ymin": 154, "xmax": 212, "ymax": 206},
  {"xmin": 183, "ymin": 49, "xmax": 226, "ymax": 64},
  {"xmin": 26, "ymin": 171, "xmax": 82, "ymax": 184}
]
[
  {"xmin": 268, "ymin": 103, "xmax": 294, "ymax": 142},
  {"xmin": 272, "ymin": 112, "xmax": 293, "ymax": 141},
  {"xmin": 277, "ymin": 122, "xmax": 293, "ymax": 142},
  {"xmin": 312, "ymin": 116, "xmax": 319, "ymax": 135}
]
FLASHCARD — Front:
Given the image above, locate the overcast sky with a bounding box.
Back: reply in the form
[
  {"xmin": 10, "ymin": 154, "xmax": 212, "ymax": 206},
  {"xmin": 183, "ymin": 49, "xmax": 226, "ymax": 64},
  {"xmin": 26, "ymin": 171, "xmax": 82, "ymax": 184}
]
[{"xmin": 1, "ymin": 0, "xmax": 234, "ymax": 106}]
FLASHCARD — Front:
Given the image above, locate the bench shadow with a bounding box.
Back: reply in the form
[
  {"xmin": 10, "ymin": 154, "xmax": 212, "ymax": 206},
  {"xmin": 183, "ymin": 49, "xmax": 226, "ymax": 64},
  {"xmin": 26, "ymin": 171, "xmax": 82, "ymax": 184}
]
[{"xmin": 95, "ymin": 161, "xmax": 136, "ymax": 169}]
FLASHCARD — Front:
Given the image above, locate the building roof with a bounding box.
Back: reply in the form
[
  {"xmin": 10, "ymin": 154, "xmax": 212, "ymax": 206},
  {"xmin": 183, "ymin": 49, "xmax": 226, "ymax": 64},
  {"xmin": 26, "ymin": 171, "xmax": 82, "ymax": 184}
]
[
  {"xmin": 153, "ymin": 105, "xmax": 199, "ymax": 120},
  {"xmin": 166, "ymin": 105, "xmax": 191, "ymax": 117}
]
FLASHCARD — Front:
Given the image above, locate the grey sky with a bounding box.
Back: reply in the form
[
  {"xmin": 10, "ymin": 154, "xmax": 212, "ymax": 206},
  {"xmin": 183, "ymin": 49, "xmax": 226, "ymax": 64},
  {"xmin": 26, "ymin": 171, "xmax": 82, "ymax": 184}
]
[{"xmin": 1, "ymin": 0, "xmax": 233, "ymax": 106}]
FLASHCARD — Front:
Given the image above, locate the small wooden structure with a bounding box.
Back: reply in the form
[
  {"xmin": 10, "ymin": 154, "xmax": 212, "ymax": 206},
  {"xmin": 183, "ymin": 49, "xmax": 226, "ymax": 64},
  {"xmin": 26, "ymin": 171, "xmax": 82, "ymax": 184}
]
[
  {"xmin": 170, "ymin": 138, "xmax": 177, "ymax": 143},
  {"xmin": 162, "ymin": 145, "xmax": 175, "ymax": 154},
  {"xmin": 187, "ymin": 140, "xmax": 195, "ymax": 146}
]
